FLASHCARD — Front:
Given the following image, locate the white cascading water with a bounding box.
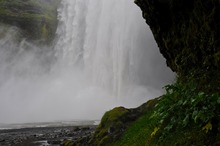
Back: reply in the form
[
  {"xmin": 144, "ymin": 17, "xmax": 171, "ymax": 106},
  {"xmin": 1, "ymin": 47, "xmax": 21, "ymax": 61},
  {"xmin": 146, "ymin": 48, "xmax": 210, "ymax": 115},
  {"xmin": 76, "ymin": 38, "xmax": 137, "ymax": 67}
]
[
  {"xmin": 0, "ymin": 0, "xmax": 173, "ymax": 124},
  {"xmin": 55, "ymin": 0, "xmax": 173, "ymax": 98}
]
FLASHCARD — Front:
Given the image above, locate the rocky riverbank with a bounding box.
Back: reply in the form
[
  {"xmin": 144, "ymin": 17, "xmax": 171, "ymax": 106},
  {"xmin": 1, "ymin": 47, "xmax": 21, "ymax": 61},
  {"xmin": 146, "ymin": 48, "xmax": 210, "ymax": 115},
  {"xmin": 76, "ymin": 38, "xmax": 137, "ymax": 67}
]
[{"xmin": 0, "ymin": 125, "xmax": 96, "ymax": 146}]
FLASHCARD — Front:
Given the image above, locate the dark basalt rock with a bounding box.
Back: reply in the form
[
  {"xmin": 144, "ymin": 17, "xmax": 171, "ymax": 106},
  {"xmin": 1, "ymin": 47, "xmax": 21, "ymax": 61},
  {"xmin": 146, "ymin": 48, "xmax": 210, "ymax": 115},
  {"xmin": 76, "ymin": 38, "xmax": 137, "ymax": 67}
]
[{"xmin": 135, "ymin": 0, "xmax": 220, "ymax": 77}]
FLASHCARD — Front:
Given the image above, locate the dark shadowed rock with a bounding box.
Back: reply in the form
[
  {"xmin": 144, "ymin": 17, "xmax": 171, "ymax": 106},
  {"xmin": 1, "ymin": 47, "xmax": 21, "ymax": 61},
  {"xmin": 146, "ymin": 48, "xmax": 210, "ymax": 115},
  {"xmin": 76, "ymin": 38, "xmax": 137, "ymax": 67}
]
[{"xmin": 135, "ymin": 0, "xmax": 220, "ymax": 78}]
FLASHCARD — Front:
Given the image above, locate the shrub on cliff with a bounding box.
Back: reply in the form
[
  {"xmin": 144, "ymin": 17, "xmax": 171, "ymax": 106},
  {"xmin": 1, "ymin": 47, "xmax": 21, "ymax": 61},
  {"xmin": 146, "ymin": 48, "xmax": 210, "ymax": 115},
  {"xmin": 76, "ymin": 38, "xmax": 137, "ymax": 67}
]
[{"xmin": 109, "ymin": 78, "xmax": 220, "ymax": 145}]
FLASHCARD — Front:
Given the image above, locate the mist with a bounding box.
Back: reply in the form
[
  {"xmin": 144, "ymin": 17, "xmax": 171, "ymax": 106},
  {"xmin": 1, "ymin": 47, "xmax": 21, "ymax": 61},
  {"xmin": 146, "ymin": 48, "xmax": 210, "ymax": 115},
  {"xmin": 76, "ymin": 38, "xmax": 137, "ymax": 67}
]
[{"xmin": 0, "ymin": 0, "xmax": 174, "ymax": 124}]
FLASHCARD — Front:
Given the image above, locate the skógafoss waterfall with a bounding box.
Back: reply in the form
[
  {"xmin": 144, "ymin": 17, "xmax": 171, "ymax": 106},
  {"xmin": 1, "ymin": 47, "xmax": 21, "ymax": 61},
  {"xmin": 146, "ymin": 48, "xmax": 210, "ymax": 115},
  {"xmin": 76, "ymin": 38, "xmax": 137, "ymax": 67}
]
[{"xmin": 0, "ymin": 0, "xmax": 173, "ymax": 123}]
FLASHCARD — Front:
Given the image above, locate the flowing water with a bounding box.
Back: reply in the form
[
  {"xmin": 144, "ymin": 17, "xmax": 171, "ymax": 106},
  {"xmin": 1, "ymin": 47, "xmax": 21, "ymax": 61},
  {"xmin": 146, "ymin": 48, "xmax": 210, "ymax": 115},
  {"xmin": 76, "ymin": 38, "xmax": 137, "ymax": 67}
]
[{"xmin": 0, "ymin": 0, "xmax": 174, "ymax": 124}]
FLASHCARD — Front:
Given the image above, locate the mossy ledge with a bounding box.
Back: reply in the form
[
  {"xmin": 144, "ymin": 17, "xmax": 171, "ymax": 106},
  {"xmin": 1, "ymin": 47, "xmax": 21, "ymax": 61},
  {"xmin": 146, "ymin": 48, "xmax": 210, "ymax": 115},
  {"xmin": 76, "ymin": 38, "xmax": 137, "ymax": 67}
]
[
  {"xmin": 0, "ymin": 0, "xmax": 60, "ymax": 43},
  {"xmin": 88, "ymin": 98, "xmax": 159, "ymax": 146}
]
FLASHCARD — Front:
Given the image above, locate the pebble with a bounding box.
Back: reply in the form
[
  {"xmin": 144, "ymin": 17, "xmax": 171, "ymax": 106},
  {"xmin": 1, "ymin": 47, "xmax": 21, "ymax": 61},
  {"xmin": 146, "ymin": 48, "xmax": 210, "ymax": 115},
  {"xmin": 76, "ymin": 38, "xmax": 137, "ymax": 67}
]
[{"xmin": 0, "ymin": 126, "xmax": 96, "ymax": 145}]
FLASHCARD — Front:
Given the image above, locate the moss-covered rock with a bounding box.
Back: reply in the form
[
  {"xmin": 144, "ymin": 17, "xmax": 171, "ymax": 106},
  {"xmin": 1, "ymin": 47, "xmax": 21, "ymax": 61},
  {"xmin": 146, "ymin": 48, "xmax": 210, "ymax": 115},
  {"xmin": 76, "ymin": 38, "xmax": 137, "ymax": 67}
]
[
  {"xmin": 109, "ymin": 81, "xmax": 220, "ymax": 146},
  {"xmin": 89, "ymin": 98, "xmax": 159, "ymax": 146},
  {"xmin": 89, "ymin": 107, "xmax": 130, "ymax": 146},
  {"xmin": 0, "ymin": 0, "xmax": 60, "ymax": 43}
]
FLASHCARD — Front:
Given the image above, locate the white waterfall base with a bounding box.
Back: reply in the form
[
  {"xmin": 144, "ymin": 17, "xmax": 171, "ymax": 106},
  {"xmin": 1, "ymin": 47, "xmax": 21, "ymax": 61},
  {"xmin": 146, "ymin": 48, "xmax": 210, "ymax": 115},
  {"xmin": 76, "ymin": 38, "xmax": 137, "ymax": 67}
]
[{"xmin": 0, "ymin": 0, "xmax": 173, "ymax": 123}]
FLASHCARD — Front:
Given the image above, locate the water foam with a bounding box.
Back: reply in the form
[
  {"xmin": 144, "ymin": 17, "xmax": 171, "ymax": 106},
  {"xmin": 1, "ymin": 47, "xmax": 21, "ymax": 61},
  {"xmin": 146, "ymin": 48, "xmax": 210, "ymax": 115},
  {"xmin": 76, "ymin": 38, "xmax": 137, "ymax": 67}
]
[{"xmin": 0, "ymin": 0, "xmax": 173, "ymax": 123}]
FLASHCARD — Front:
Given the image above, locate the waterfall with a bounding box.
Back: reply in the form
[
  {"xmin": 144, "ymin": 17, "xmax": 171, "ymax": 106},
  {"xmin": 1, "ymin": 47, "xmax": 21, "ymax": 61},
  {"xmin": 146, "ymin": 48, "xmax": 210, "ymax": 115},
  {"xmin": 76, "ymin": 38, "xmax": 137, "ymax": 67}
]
[
  {"xmin": 0, "ymin": 0, "xmax": 174, "ymax": 123},
  {"xmin": 55, "ymin": 0, "xmax": 88, "ymax": 66},
  {"xmin": 55, "ymin": 0, "xmax": 173, "ymax": 98}
]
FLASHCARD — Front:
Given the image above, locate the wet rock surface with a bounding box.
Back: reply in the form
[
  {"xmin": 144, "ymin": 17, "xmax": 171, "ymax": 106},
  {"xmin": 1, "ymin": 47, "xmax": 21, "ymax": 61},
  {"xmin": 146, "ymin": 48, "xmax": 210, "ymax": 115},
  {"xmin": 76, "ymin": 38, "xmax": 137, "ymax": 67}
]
[
  {"xmin": 135, "ymin": 0, "xmax": 220, "ymax": 76},
  {"xmin": 0, "ymin": 125, "xmax": 96, "ymax": 146}
]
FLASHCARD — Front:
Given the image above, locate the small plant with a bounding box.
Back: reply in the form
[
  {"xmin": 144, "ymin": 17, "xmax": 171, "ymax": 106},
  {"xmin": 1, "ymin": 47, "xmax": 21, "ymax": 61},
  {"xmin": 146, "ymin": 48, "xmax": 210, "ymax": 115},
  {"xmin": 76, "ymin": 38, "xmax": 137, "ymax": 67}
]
[
  {"xmin": 153, "ymin": 79, "xmax": 220, "ymax": 143},
  {"xmin": 151, "ymin": 127, "xmax": 159, "ymax": 137}
]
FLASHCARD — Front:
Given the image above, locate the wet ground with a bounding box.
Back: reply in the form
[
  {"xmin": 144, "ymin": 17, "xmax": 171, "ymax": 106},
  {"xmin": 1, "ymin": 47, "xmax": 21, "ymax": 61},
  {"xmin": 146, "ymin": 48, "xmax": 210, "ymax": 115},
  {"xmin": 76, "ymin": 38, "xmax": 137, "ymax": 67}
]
[{"xmin": 0, "ymin": 125, "xmax": 96, "ymax": 146}]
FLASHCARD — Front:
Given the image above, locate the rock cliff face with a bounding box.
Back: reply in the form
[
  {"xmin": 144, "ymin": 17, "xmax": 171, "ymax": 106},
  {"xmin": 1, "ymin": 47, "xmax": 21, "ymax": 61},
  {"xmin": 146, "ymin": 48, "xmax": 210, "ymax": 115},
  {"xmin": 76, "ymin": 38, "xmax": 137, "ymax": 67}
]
[
  {"xmin": 88, "ymin": 1, "xmax": 220, "ymax": 145},
  {"xmin": 135, "ymin": 0, "xmax": 220, "ymax": 77},
  {"xmin": 0, "ymin": 0, "xmax": 60, "ymax": 43}
]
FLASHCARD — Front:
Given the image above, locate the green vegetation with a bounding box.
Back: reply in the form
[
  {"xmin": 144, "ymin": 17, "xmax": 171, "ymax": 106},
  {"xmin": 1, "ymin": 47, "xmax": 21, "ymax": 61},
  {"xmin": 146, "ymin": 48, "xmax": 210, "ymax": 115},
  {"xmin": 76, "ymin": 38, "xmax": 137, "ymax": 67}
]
[
  {"xmin": 152, "ymin": 79, "xmax": 220, "ymax": 145},
  {"xmin": 111, "ymin": 1, "xmax": 220, "ymax": 144},
  {"xmin": 89, "ymin": 107, "xmax": 130, "ymax": 145},
  {"xmin": 90, "ymin": 78, "xmax": 219, "ymax": 145},
  {"xmin": 88, "ymin": 99, "xmax": 159, "ymax": 146},
  {"xmin": 63, "ymin": 140, "xmax": 74, "ymax": 146},
  {"xmin": 107, "ymin": 76, "xmax": 220, "ymax": 146},
  {"xmin": 0, "ymin": 0, "xmax": 60, "ymax": 43},
  {"xmin": 111, "ymin": 110, "xmax": 156, "ymax": 146}
]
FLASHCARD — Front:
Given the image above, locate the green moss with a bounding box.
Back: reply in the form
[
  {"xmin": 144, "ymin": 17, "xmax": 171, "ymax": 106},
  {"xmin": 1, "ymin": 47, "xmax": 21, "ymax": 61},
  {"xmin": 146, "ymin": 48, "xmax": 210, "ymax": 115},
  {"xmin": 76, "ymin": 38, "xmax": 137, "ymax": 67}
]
[
  {"xmin": 89, "ymin": 107, "xmax": 129, "ymax": 145},
  {"xmin": 105, "ymin": 76, "xmax": 220, "ymax": 146},
  {"xmin": 0, "ymin": 0, "xmax": 60, "ymax": 43},
  {"xmin": 101, "ymin": 107, "xmax": 129, "ymax": 124},
  {"xmin": 41, "ymin": 24, "xmax": 49, "ymax": 41},
  {"xmin": 63, "ymin": 140, "xmax": 73, "ymax": 146},
  {"xmin": 111, "ymin": 110, "xmax": 156, "ymax": 146},
  {"xmin": 99, "ymin": 135, "xmax": 110, "ymax": 145},
  {"xmin": 89, "ymin": 98, "xmax": 160, "ymax": 146}
]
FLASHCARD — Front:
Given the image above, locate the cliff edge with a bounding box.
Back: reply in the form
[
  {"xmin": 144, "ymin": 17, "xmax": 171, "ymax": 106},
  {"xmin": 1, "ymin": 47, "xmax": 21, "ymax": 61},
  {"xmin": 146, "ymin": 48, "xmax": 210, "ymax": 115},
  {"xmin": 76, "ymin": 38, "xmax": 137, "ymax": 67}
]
[
  {"xmin": 0, "ymin": 0, "xmax": 60, "ymax": 43},
  {"xmin": 135, "ymin": 0, "xmax": 220, "ymax": 78}
]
